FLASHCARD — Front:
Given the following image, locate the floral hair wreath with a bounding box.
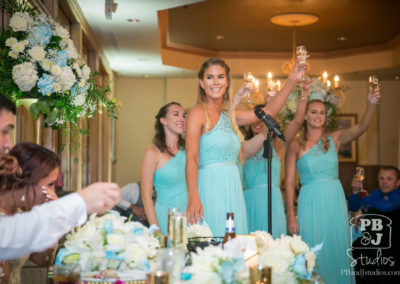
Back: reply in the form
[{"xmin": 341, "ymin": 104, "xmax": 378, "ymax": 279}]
[{"xmin": 277, "ymin": 78, "xmax": 346, "ymax": 131}]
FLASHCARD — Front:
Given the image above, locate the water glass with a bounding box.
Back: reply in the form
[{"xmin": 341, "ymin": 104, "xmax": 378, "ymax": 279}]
[
  {"xmin": 156, "ymin": 248, "xmax": 185, "ymax": 284},
  {"xmin": 169, "ymin": 212, "xmax": 187, "ymax": 249},
  {"xmin": 168, "ymin": 208, "xmax": 180, "ymax": 242}
]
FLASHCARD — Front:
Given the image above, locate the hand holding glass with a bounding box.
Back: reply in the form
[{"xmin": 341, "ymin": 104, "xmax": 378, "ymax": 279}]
[
  {"xmin": 356, "ymin": 167, "xmax": 368, "ymax": 198},
  {"xmin": 368, "ymin": 75, "xmax": 380, "ymax": 104}
]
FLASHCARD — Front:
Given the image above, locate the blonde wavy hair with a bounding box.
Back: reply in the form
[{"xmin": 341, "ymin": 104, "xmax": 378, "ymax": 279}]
[
  {"xmin": 298, "ymin": 100, "xmax": 330, "ymax": 152},
  {"xmin": 197, "ymin": 58, "xmax": 243, "ymax": 141}
]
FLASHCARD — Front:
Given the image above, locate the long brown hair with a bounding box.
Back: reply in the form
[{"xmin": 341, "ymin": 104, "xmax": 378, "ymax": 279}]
[
  {"xmin": 0, "ymin": 142, "xmax": 60, "ymax": 210},
  {"xmin": 299, "ymin": 100, "xmax": 330, "ymax": 152},
  {"xmin": 153, "ymin": 102, "xmax": 185, "ymax": 156},
  {"xmin": 197, "ymin": 57, "xmax": 242, "ymax": 140}
]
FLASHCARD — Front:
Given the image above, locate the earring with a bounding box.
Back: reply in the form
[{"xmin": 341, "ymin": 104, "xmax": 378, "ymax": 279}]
[{"xmin": 20, "ymin": 187, "xmax": 27, "ymax": 201}]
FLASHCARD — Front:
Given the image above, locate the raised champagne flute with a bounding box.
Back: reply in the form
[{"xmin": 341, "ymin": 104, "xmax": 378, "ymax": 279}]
[
  {"xmin": 356, "ymin": 166, "xmax": 368, "ymax": 198},
  {"xmin": 368, "ymin": 75, "xmax": 380, "ymax": 104},
  {"xmin": 296, "ymin": 46, "xmax": 308, "ymax": 82},
  {"xmin": 243, "ymin": 72, "xmax": 254, "ymax": 105}
]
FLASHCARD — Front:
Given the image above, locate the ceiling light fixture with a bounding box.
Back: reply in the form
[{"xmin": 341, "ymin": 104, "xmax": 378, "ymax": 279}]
[
  {"xmin": 105, "ymin": 0, "xmax": 118, "ymax": 20},
  {"xmin": 337, "ymin": 36, "xmax": 347, "ymax": 41},
  {"xmin": 270, "ymin": 13, "xmax": 318, "ymax": 75},
  {"xmin": 215, "ymin": 35, "xmax": 224, "ymax": 40},
  {"xmin": 127, "ymin": 18, "xmax": 140, "ymax": 23}
]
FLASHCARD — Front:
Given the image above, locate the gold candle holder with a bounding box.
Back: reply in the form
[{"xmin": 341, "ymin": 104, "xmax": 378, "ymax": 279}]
[
  {"xmin": 249, "ymin": 265, "xmax": 272, "ymax": 284},
  {"xmin": 146, "ymin": 271, "xmax": 169, "ymax": 284}
]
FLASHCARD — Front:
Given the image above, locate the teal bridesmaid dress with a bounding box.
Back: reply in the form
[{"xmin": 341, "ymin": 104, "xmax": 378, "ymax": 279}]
[
  {"xmin": 296, "ymin": 136, "xmax": 355, "ymax": 284},
  {"xmin": 153, "ymin": 149, "xmax": 188, "ymax": 235},
  {"xmin": 198, "ymin": 112, "xmax": 248, "ymax": 236},
  {"xmin": 243, "ymin": 147, "xmax": 287, "ymax": 237}
]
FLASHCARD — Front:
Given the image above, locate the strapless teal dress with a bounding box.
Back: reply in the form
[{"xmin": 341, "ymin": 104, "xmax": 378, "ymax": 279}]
[
  {"xmin": 297, "ymin": 136, "xmax": 355, "ymax": 284},
  {"xmin": 243, "ymin": 147, "xmax": 287, "ymax": 237},
  {"xmin": 154, "ymin": 150, "xmax": 188, "ymax": 235},
  {"xmin": 198, "ymin": 112, "xmax": 248, "ymax": 236}
]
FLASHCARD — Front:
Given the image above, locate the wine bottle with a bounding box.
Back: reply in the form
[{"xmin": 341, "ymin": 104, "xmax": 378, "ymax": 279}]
[{"xmin": 223, "ymin": 212, "xmax": 236, "ymax": 245}]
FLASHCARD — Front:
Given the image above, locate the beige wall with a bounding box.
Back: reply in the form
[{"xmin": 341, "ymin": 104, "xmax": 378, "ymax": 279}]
[{"xmin": 114, "ymin": 76, "xmax": 400, "ymax": 186}]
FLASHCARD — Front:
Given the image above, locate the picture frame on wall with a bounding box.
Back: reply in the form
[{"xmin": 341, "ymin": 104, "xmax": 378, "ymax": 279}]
[{"xmin": 337, "ymin": 114, "xmax": 358, "ymax": 162}]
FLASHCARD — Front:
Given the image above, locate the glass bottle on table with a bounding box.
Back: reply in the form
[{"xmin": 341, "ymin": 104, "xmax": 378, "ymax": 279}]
[
  {"xmin": 356, "ymin": 166, "xmax": 368, "ymax": 198},
  {"xmin": 222, "ymin": 212, "xmax": 236, "ymax": 245}
]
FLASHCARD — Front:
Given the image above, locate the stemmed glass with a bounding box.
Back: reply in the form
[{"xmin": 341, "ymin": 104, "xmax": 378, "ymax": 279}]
[
  {"xmin": 296, "ymin": 46, "xmax": 308, "ymax": 82},
  {"xmin": 243, "ymin": 72, "xmax": 255, "ymax": 106},
  {"xmin": 368, "ymin": 75, "xmax": 380, "ymax": 104},
  {"xmin": 356, "ymin": 166, "xmax": 368, "ymax": 198}
]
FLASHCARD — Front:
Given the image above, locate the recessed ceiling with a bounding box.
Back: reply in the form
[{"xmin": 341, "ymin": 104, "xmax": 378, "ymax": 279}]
[{"xmin": 77, "ymin": 0, "xmax": 400, "ymax": 79}]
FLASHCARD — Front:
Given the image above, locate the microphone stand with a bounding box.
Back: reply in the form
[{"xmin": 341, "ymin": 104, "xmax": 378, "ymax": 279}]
[{"xmin": 262, "ymin": 129, "xmax": 274, "ymax": 234}]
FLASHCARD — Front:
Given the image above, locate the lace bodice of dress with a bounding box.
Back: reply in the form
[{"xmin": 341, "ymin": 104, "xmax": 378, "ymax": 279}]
[
  {"xmin": 244, "ymin": 147, "xmax": 281, "ymax": 189},
  {"xmin": 199, "ymin": 112, "xmax": 240, "ymax": 167},
  {"xmin": 296, "ymin": 136, "xmax": 339, "ymax": 185}
]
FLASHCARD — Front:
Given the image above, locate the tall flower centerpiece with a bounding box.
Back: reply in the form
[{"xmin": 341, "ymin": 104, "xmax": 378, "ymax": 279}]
[
  {"xmin": 277, "ymin": 78, "xmax": 345, "ymax": 131},
  {"xmin": 0, "ymin": 0, "xmax": 117, "ymax": 130}
]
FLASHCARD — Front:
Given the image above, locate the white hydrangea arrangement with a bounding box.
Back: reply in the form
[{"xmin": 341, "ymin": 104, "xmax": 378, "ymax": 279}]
[
  {"xmin": 251, "ymin": 231, "xmax": 322, "ymax": 284},
  {"xmin": 187, "ymin": 223, "xmax": 213, "ymax": 242},
  {"xmin": 0, "ymin": 0, "xmax": 117, "ymax": 130},
  {"xmin": 55, "ymin": 212, "xmax": 160, "ymax": 272},
  {"xmin": 277, "ymin": 78, "xmax": 345, "ymax": 131},
  {"xmin": 187, "ymin": 242, "xmax": 246, "ymax": 284}
]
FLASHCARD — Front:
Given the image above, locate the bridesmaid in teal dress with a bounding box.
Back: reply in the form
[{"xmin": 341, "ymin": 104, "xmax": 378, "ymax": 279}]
[
  {"xmin": 185, "ymin": 57, "xmax": 303, "ymax": 236},
  {"xmin": 243, "ymin": 81, "xmax": 310, "ymax": 237},
  {"xmin": 285, "ymin": 88, "xmax": 380, "ymax": 283},
  {"xmin": 141, "ymin": 102, "xmax": 187, "ymax": 235}
]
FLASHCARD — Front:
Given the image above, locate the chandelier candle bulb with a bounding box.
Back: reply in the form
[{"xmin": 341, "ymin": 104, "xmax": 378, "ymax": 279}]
[
  {"xmin": 322, "ymin": 72, "xmax": 328, "ymax": 84},
  {"xmin": 276, "ymin": 80, "xmax": 281, "ymax": 91},
  {"xmin": 334, "ymin": 75, "xmax": 340, "ymax": 88},
  {"xmin": 327, "ymin": 80, "xmax": 331, "ymax": 89}
]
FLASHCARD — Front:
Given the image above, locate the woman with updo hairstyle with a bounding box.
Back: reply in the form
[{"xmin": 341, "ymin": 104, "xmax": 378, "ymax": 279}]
[
  {"xmin": 0, "ymin": 142, "xmax": 60, "ymax": 284},
  {"xmin": 285, "ymin": 88, "xmax": 381, "ymax": 283},
  {"xmin": 185, "ymin": 57, "xmax": 304, "ymax": 236},
  {"xmin": 141, "ymin": 102, "xmax": 187, "ymax": 235}
]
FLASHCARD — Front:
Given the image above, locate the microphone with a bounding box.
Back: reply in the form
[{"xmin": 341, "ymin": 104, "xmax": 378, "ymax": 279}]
[{"xmin": 254, "ymin": 107, "xmax": 286, "ymax": 142}]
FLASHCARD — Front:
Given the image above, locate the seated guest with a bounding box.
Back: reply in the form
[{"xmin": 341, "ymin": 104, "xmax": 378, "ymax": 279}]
[
  {"xmin": 348, "ymin": 166, "xmax": 400, "ymax": 212},
  {"xmin": 0, "ymin": 143, "xmax": 60, "ymax": 284},
  {"xmin": 114, "ymin": 182, "xmax": 148, "ymax": 226}
]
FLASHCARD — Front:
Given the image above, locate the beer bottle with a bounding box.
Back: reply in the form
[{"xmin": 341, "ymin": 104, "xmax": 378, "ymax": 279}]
[{"xmin": 222, "ymin": 212, "xmax": 236, "ymax": 245}]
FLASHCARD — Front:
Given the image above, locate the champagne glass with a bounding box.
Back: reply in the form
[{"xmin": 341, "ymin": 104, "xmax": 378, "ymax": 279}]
[
  {"xmin": 243, "ymin": 72, "xmax": 254, "ymax": 105},
  {"xmin": 167, "ymin": 208, "xmax": 180, "ymax": 242},
  {"xmin": 368, "ymin": 75, "xmax": 380, "ymax": 104},
  {"xmin": 169, "ymin": 212, "xmax": 187, "ymax": 249},
  {"xmin": 356, "ymin": 166, "xmax": 368, "ymax": 198},
  {"xmin": 296, "ymin": 45, "xmax": 308, "ymax": 82}
]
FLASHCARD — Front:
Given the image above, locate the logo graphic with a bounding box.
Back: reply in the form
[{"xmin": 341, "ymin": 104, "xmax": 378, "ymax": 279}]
[{"xmin": 350, "ymin": 214, "xmax": 392, "ymax": 249}]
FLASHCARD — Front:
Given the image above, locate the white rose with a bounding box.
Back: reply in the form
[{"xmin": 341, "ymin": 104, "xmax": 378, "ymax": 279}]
[
  {"xmin": 60, "ymin": 66, "xmax": 76, "ymax": 91},
  {"xmin": 54, "ymin": 24, "xmax": 70, "ymax": 39},
  {"xmin": 11, "ymin": 42, "xmax": 25, "ymax": 53},
  {"xmin": 73, "ymin": 93, "xmax": 86, "ymax": 106},
  {"xmin": 28, "ymin": 45, "xmax": 46, "ymax": 62},
  {"xmin": 289, "ymin": 235, "xmax": 309, "ymax": 255},
  {"xmin": 5, "ymin": 37, "xmax": 17, "ymax": 47},
  {"xmin": 66, "ymin": 43, "xmax": 78, "ymax": 59},
  {"xmin": 51, "ymin": 65, "xmax": 62, "ymax": 76},
  {"xmin": 305, "ymin": 251, "xmax": 316, "ymax": 273},
  {"xmin": 12, "ymin": 62, "xmax": 38, "ymax": 92},
  {"xmin": 42, "ymin": 59, "xmax": 53, "ymax": 71},
  {"xmin": 53, "ymin": 83, "xmax": 61, "ymax": 93},
  {"xmin": 8, "ymin": 50, "xmax": 19, "ymax": 59},
  {"xmin": 9, "ymin": 12, "xmax": 31, "ymax": 32},
  {"xmin": 81, "ymin": 65, "xmax": 91, "ymax": 80}
]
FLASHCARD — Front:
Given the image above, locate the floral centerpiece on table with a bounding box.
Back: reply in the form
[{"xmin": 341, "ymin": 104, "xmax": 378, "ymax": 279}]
[
  {"xmin": 277, "ymin": 78, "xmax": 345, "ymax": 131},
  {"xmin": 187, "ymin": 223, "xmax": 213, "ymax": 240},
  {"xmin": 187, "ymin": 241, "xmax": 246, "ymax": 284},
  {"xmin": 251, "ymin": 231, "xmax": 322, "ymax": 284},
  {"xmin": 0, "ymin": 0, "xmax": 117, "ymax": 130},
  {"xmin": 55, "ymin": 212, "xmax": 160, "ymax": 272}
]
